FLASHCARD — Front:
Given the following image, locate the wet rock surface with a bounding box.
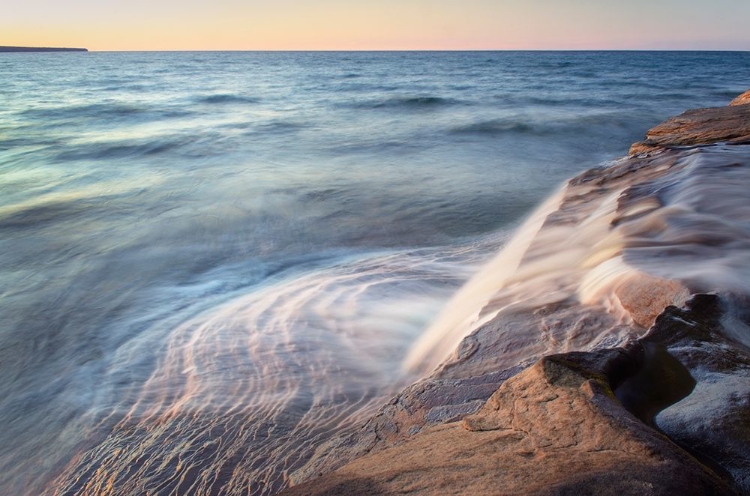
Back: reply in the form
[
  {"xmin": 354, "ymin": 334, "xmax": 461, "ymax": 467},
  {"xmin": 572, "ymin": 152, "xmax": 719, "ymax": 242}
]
[
  {"xmin": 285, "ymin": 92, "xmax": 750, "ymax": 494},
  {"xmin": 648, "ymin": 294, "xmax": 750, "ymax": 492},
  {"xmin": 630, "ymin": 92, "xmax": 750, "ymax": 154},
  {"xmin": 286, "ymin": 295, "xmax": 750, "ymax": 494},
  {"xmin": 730, "ymin": 89, "xmax": 750, "ymax": 107}
]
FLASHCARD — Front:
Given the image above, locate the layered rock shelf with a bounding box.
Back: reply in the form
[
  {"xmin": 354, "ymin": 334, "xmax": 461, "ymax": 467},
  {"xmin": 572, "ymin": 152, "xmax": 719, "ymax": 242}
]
[
  {"xmin": 629, "ymin": 90, "xmax": 750, "ymax": 154},
  {"xmin": 283, "ymin": 90, "xmax": 750, "ymax": 495}
]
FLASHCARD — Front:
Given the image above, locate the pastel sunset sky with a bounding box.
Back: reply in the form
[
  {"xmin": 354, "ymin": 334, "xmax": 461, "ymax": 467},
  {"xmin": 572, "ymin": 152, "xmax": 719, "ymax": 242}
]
[{"xmin": 4, "ymin": 0, "xmax": 750, "ymax": 51}]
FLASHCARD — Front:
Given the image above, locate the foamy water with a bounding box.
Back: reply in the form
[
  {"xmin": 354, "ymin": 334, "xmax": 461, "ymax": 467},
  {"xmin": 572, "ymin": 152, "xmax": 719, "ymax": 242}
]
[
  {"xmin": 407, "ymin": 145, "xmax": 750, "ymax": 377},
  {"xmin": 403, "ymin": 186, "xmax": 566, "ymax": 374},
  {"xmin": 2, "ymin": 52, "xmax": 750, "ymax": 495},
  {"xmin": 46, "ymin": 246, "xmax": 488, "ymax": 495}
]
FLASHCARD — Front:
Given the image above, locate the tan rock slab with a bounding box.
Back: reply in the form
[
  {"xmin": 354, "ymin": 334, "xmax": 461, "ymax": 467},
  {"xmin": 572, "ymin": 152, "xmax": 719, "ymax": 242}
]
[
  {"xmin": 630, "ymin": 101, "xmax": 750, "ymax": 155},
  {"xmin": 283, "ymin": 354, "xmax": 732, "ymax": 495}
]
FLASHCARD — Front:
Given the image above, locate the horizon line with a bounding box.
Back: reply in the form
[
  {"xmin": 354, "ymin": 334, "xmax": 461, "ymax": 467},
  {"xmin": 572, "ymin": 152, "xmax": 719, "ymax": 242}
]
[{"xmin": 26, "ymin": 48, "xmax": 750, "ymax": 53}]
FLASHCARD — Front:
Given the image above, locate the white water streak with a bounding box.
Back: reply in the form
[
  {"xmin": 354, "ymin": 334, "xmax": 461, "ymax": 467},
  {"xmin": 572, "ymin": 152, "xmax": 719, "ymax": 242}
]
[{"xmin": 406, "ymin": 145, "xmax": 750, "ymax": 375}]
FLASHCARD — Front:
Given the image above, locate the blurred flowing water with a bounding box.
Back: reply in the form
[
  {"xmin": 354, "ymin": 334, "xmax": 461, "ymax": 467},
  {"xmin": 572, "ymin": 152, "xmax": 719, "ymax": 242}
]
[{"xmin": 1, "ymin": 51, "xmax": 749, "ymax": 494}]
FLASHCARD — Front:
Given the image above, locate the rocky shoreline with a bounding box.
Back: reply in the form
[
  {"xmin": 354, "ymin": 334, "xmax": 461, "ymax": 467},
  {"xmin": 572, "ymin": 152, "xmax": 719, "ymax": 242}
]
[
  {"xmin": 629, "ymin": 89, "xmax": 750, "ymax": 154},
  {"xmin": 282, "ymin": 90, "xmax": 750, "ymax": 495}
]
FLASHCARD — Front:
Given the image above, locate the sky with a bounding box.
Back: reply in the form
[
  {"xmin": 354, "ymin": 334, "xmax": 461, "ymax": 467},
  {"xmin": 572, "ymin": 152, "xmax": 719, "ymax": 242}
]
[{"xmin": 3, "ymin": 0, "xmax": 750, "ymax": 51}]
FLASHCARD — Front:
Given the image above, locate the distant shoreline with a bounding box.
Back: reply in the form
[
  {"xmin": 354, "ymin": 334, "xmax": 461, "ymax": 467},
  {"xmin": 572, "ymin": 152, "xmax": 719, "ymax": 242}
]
[
  {"xmin": 0, "ymin": 46, "xmax": 88, "ymax": 53},
  {"xmin": 3, "ymin": 48, "xmax": 750, "ymax": 54}
]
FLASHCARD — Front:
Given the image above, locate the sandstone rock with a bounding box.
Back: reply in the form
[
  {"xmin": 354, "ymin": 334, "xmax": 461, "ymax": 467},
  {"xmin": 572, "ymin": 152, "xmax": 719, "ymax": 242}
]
[
  {"xmin": 629, "ymin": 99, "xmax": 750, "ymax": 155},
  {"xmin": 290, "ymin": 365, "xmax": 524, "ymax": 484},
  {"xmin": 613, "ymin": 273, "xmax": 689, "ymax": 328},
  {"xmin": 287, "ymin": 93, "xmax": 750, "ymax": 494},
  {"xmin": 284, "ymin": 348, "xmax": 734, "ymax": 495},
  {"xmin": 730, "ymin": 89, "xmax": 750, "ymax": 106},
  {"xmin": 644, "ymin": 294, "xmax": 750, "ymax": 492},
  {"xmin": 292, "ymin": 146, "xmax": 705, "ymax": 484},
  {"xmin": 288, "ymin": 294, "xmax": 750, "ymax": 494}
]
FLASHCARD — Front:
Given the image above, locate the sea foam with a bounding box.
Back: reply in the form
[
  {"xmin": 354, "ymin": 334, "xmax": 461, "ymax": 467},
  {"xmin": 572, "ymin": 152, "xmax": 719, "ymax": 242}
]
[{"xmin": 406, "ymin": 145, "xmax": 750, "ymax": 375}]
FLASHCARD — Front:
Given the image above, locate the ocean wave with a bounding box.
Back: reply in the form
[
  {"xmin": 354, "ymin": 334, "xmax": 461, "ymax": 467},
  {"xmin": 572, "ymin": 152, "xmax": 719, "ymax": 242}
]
[
  {"xmin": 0, "ymin": 136, "xmax": 64, "ymax": 152},
  {"xmin": 46, "ymin": 247, "xmax": 475, "ymax": 496},
  {"xmin": 20, "ymin": 103, "xmax": 191, "ymax": 123},
  {"xmin": 195, "ymin": 94, "xmax": 261, "ymax": 105},
  {"xmin": 53, "ymin": 137, "xmax": 188, "ymax": 161},
  {"xmin": 717, "ymin": 88, "xmax": 749, "ymax": 100},
  {"xmin": 324, "ymin": 138, "xmax": 417, "ymax": 155},
  {"xmin": 254, "ymin": 120, "xmax": 307, "ymax": 133},
  {"xmin": 350, "ymin": 95, "xmax": 460, "ymax": 110},
  {"xmin": 0, "ymin": 178, "xmax": 160, "ymax": 231},
  {"xmin": 449, "ymin": 112, "xmax": 636, "ymax": 137},
  {"xmin": 0, "ymin": 200, "xmax": 93, "ymax": 230},
  {"xmin": 450, "ymin": 119, "xmax": 534, "ymax": 135},
  {"xmin": 523, "ymin": 95, "xmax": 615, "ymax": 107}
]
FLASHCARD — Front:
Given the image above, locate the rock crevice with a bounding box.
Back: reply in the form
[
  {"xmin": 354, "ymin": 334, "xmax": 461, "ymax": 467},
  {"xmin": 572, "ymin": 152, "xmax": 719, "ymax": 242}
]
[{"xmin": 285, "ymin": 297, "xmax": 744, "ymax": 494}]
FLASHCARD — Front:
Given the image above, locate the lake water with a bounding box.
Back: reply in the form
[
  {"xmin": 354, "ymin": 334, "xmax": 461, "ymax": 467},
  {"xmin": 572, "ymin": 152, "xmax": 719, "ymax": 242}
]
[{"xmin": 1, "ymin": 51, "xmax": 749, "ymax": 494}]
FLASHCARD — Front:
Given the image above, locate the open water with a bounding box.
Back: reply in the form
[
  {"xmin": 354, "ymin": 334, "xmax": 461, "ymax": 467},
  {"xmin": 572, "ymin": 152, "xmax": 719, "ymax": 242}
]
[{"xmin": 1, "ymin": 51, "xmax": 749, "ymax": 494}]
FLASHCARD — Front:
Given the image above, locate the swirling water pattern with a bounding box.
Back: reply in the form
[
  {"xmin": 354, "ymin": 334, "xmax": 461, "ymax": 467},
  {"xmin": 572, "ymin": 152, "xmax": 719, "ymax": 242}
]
[{"xmin": 1, "ymin": 51, "xmax": 749, "ymax": 494}]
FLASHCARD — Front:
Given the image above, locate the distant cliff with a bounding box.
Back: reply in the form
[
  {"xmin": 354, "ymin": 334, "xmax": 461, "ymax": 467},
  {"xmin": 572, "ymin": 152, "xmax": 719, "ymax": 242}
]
[{"xmin": 0, "ymin": 46, "xmax": 88, "ymax": 53}]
